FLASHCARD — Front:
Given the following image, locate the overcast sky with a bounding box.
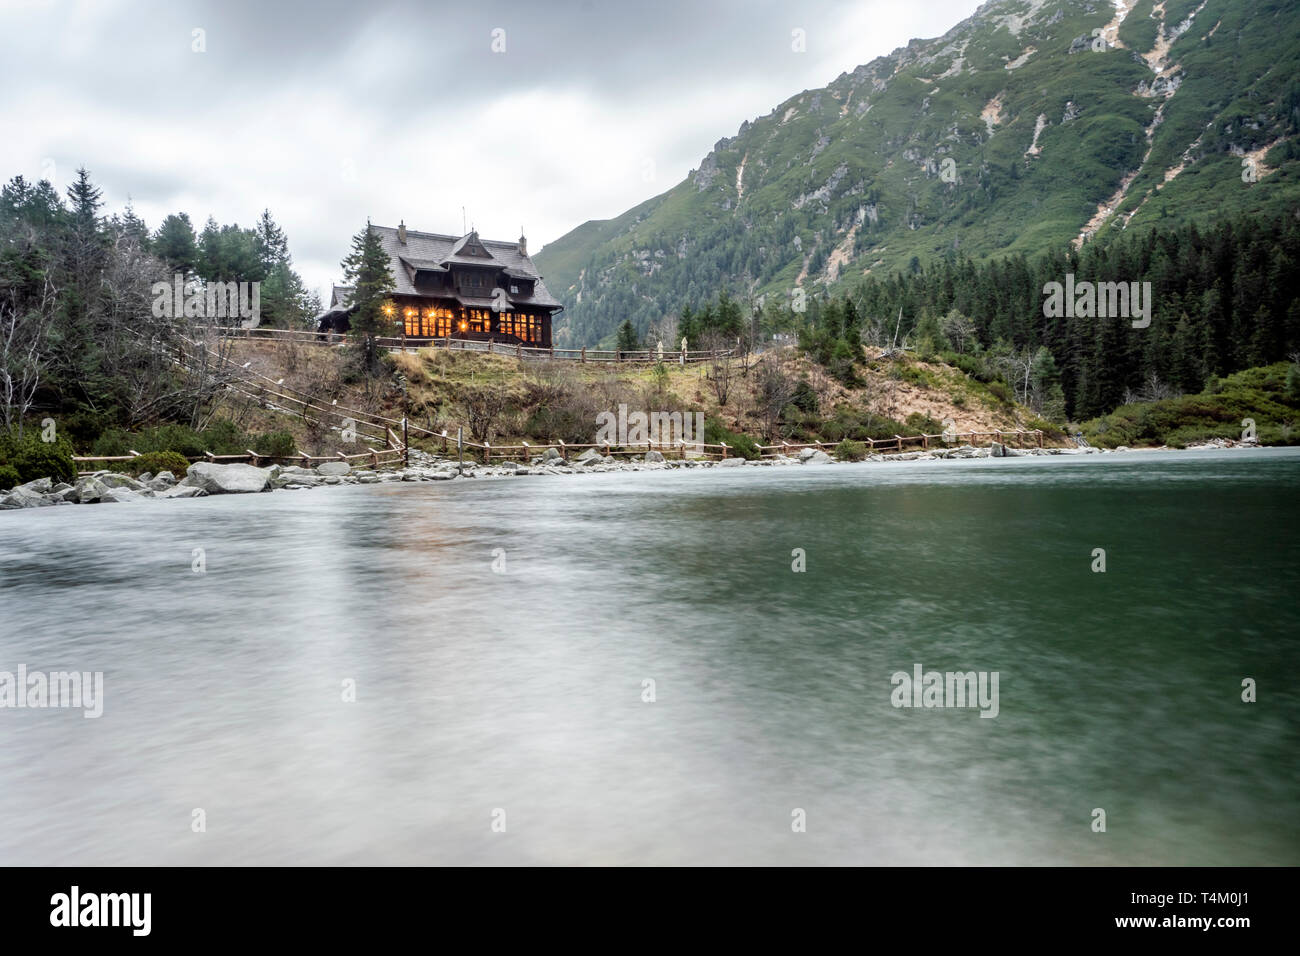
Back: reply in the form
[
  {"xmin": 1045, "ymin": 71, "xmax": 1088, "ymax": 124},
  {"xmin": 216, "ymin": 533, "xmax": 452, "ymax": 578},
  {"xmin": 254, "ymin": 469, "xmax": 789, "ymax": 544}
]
[{"xmin": 0, "ymin": 0, "xmax": 985, "ymax": 301}]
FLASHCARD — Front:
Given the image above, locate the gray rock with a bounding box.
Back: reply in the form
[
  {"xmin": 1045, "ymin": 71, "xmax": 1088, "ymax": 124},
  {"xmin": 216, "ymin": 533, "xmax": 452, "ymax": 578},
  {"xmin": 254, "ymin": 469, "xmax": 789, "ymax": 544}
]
[
  {"xmin": 542, "ymin": 447, "xmax": 562, "ymax": 462},
  {"xmin": 71, "ymin": 477, "xmax": 109, "ymax": 503},
  {"xmin": 97, "ymin": 473, "xmax": 146, "ymax": 491},
  {"xmin": 181, "ymin": 461, "xmax": 272, "ymax": 494},
  {"xmin": 100, "ymin": 487, "xmax": 146, "ymax": 503},
  {"xmin": 804, "ymin": 450, "xmax": 833, "ymax": 464},
  {"xmin": 2, "ymin": 485, "xmax": 56, "ymax": 508},
  {"xmin": 136, "ymin": 472, "xmax": 153, "ymax": 483},
  {"xmin": 644, "ymin": 450, "xmax": 665, "ymax": 462},
  {"xmin": 17, "ymin": 477, "xmax": 54, "ymax": 495},
  {"xmin": 322, "ymin": 475, "xmax": 342, "ymax": 485},
  {"xmin": 798, "ymin": 447, "xmax": 819, "ymax": 461},
  {"xmin": 316, "ymin": 461, "xmax": 351, "ymax": 477},
  {"xmin": 990, "ymin": 442, "xmax": 1007, "ymax": 458},
  {"xmin": 158, "ymin": 483, "xmax": 206, "ymax": 499},
  {"xmin": 1115, "ymin": 445, "xmax": 1130, "ymax": 452},
  {"xmin": 719, "ymin": 457, "xmax": 747, "ymax": 467},
  {"xmin": 575, "ymin": 448, "xmax": 602, "ymax": 464}
]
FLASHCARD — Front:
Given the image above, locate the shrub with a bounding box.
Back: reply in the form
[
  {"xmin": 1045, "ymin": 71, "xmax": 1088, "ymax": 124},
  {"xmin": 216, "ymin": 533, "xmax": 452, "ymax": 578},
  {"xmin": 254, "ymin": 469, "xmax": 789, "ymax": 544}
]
[
  {"xmin": 0, "ymin": 463, "xmax": 20, "ymax": 490},
  {"xmin": 704, "ymin": 418, "xmax": 761, "ymax": 460},
  {"xmin": 4, "ymin": 432, "xmax": 76, "ymax": 485},
  {"xmin": 834, "ymin": 439, "xmax": 867, "ymax": 461},
  {"xmin": 1025, "ymin": 417, "xmax": 1067, "ymax": 442},
  {"xmin": 789, "ymin": 380, "xmax": 820, "ymax": 415},
  {"xmin": 115, "ymin": 450, "xmax": 192, "ymax": 478},
  {"xmin": 987, "ymin": 381, "xmax": 1013, "ymax": 404},
  {"xmin": 905, "ymin": 412, "xmax": 945, "ymax": 435},
  {"xmin": 91, "ymin": 428, "xmax": 133, "ymax": 457},
  {"xmin": 252, "ymin": 430, "xmax": 297, "ymax": 458},
  {"xmin": 200, "ymin": 419, "xmax": 248, "ymax": 455},
  {"xmin": 136, "ymin": 423, "xmax": 205, "ymax": 457}
]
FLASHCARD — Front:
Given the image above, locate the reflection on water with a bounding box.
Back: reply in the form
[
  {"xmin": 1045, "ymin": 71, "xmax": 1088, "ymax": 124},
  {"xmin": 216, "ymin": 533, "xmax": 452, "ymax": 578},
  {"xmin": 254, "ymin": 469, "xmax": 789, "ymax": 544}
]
[{"xmin": 1, "ymin": 449, "xmax": 1297, "ymax": 864}]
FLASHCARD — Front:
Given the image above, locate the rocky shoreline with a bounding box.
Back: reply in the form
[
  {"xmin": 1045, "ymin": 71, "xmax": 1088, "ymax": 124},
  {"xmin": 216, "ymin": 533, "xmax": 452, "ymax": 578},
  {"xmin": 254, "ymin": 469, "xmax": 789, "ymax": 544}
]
[{"xmin": 0, "ymin": 439, "xmax": 1270, "ymax": 509}]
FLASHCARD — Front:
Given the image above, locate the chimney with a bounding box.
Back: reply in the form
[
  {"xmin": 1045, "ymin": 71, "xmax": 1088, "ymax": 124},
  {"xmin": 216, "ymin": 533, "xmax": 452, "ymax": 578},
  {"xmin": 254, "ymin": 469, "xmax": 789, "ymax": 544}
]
[
  {"xmin": 398, "ymin": 220, "xmax": 407, "ymax": 244},
  {"xmin": 518, "ymin": 231, "xmax": 527, "ymax": 256}
]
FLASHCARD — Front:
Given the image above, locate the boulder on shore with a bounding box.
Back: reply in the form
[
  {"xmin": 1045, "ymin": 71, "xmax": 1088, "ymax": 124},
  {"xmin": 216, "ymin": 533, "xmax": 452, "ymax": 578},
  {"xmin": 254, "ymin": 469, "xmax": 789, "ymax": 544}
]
[
  {"xmin": 181, "ymin": 461, "xmax": 272, "ymax": 494},
  {"xmin": 316, "ymin": 461, "xmax": 351, "ymax": 477}
]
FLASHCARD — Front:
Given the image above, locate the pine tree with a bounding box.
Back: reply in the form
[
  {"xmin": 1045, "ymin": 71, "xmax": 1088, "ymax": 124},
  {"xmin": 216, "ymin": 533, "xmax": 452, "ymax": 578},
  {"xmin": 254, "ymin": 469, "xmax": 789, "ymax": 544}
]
[
  {"xmin": 615, "ymin": 319, "xmax": 639, "ymax": 353},
  {"xmin": 153, "ymin": 213, "xmax": 199, "ymax": 276},
  {"xmin": 256, "ymin": 208, "xmax": 289, "ymax": 272},
  {"xmin": 340, "ymin": 221, "xmax": 395, "ymax": 374}
]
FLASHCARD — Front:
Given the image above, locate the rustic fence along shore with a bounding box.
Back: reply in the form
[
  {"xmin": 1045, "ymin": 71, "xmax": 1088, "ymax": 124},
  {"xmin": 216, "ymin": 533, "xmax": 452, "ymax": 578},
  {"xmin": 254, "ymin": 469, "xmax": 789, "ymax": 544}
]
[
  {"xmin": 413, "ymin": 428, "xmax": 1045, "ymax": 464},
  {"xmin": 211, "ymin": 325, "xmax": 730, "ymax": 364},
  {"xmin": 75, "ymin": 327, "xmax": 1041, "ymax": 476},
  {"xmin": 73, "ymin": 426, "xmax": 1045, "ymax": 475}
]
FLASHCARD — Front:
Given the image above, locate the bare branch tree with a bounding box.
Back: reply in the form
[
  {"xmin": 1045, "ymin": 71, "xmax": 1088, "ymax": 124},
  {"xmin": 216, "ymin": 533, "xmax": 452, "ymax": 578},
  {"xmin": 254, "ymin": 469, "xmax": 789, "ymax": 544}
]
[
  {"xmin": 703, "ymin": 330, "xmax": 735, "ymax": 406},
  {"xmin": 0, "ymin": 272, "xmax": 55, "ymax": 436},
  {"xmin": 753, "ymin": 356, "xmax": 797, "ymax": 440}
]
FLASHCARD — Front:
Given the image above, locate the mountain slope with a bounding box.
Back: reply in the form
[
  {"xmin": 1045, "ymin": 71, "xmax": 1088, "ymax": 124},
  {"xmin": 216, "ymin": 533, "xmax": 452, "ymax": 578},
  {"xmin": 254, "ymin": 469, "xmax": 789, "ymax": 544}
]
[{"xmin": 536, "ymin": 0, "xmax": 1300, "ymax": 347}]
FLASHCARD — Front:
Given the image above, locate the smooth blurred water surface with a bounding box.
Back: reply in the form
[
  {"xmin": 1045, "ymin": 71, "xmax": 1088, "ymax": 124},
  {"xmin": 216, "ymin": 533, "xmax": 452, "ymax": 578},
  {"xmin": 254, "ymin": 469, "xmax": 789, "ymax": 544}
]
[{"xmin": 1, "ymin": 448, "xmax": 1297, "ymax": 865}]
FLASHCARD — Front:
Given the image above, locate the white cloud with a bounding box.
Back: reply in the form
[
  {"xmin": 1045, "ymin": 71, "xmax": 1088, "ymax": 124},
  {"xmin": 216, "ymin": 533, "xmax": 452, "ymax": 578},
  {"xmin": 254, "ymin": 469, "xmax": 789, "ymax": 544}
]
[{"xmin": 0, "ymin": 0, "xmax": 986, "ymax": 304}]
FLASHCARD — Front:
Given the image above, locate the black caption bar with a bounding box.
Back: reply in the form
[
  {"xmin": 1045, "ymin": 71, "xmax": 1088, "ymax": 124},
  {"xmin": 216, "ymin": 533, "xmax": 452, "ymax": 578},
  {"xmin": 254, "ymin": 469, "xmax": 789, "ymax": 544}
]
[{"xmin": 0, "ymin": 866, "xmax": 1283, "ymax": 942}]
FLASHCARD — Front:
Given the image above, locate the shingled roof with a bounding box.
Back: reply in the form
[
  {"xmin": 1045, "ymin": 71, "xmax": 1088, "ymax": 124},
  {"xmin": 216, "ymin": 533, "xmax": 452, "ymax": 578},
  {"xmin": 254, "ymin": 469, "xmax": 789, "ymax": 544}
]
[{"xmin": 370, "ymin": 224, "xmax": 562, "ymax": 310}]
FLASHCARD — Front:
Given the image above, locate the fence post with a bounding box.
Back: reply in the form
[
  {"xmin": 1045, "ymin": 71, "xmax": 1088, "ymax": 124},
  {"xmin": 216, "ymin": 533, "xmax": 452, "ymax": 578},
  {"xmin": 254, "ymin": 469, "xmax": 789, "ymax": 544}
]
[
  {"xmin": 484, "ymin": 441, "xmax": 491, "ymax": 464},
  {"xmin": 558, "ymin": 439, "xmax": 566, "ymax": 461},
  {"xmin": 720, "ymin": 441, "xmax": 728, "ymax": 460},
  {"xmin": 1037, "ymin": 429, "xmax": 1043, "ymax": 449},
  {"xmin": 246, "ymin": 448, "xmax": 260, "ymax": 467},
  {"xmin": 581, "ymin": 347, "xmax": 586, "ymax": 363},
  {"xmin": 922, "ymin": 434, "xmax": 929, "ymax": 449},
  {"xmin": 894, "ymin": 434, "xmax": 903, "ymax": 452},
  {"xmin": 441, "ymin": 430, "xmax": 448, "ymax": 453},
  {"xmin": 402, "ymin": 417, "xmax": 408, "ymax": 468},
  {"xmin": 522, "ymin": 441, "xmax": 530, "ymax": 464}
]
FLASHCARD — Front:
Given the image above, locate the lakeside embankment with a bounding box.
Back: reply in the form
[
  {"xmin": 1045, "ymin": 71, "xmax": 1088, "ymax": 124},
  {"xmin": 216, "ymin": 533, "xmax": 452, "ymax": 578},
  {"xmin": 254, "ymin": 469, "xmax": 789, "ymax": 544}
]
[{"xmin": 0, "ymin": 438, "xmax": 1271, "ymax": 509}]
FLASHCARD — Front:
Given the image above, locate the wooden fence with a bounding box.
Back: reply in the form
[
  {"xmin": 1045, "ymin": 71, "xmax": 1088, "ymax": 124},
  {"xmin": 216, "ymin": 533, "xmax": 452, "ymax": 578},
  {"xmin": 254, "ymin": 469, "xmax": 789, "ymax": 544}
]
[
  {"xmin": 406, "ymin": 428, "xmax": 1044, "ymax": 464},
  {"xmin": 73, "ymin": 445, "xmax": 405, "ymax": 477},
  {"xmin": 212, "ymin": 325, "xmax": 730, "ymax": 364},
  {"xmin": 74, "ymin": 427, "xmax": 1042, "ymax": 476}
]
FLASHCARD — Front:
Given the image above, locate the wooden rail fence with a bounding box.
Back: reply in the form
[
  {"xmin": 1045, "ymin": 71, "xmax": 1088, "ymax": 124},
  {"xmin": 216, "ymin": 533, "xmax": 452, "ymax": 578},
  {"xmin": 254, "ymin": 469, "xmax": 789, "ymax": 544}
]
[
  {"xmin": 406, "ymin": 428, "xmax": 1044, "ymax": 464},
  {"xmin": 212, "ymin": 325, "xmax": 731, "ymax": 363}
]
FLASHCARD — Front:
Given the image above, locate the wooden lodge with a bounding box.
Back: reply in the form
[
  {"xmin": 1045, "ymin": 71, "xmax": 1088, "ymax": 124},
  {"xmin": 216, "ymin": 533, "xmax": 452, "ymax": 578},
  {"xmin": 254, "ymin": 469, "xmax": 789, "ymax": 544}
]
[{"xmin": 316, "ymin": 222, "xmax": 562, "ymax": 348}]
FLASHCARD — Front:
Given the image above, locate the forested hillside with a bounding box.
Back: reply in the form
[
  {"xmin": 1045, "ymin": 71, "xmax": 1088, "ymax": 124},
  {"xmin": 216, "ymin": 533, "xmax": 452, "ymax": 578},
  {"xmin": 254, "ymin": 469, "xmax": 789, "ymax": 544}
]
[{"xmin": 537, "ymin": 0, "xmax": 1300, "ymax": 354}]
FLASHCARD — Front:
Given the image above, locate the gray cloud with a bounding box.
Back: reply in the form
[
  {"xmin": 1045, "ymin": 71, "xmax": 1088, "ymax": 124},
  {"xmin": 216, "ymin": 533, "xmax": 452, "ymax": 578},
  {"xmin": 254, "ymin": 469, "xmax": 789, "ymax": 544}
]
[{"xmin": 0, "ymin": 0, "xmax": 985, "ymax": 299}]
